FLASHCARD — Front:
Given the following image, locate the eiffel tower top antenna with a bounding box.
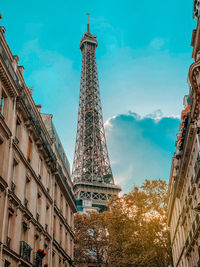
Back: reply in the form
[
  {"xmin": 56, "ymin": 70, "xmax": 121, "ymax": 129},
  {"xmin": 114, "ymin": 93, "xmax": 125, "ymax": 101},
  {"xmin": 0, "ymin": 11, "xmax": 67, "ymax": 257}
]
[{"xmin": 86, "ymin": 13, "xmax": 90, "ymax": 33}]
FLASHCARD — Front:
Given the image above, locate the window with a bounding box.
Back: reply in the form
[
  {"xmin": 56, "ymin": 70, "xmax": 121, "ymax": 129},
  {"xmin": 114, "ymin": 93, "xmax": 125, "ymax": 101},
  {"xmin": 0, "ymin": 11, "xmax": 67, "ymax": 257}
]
[
  {"xmin": 60, "ymin": 194, "xmax": 63, "ymax": 212},
  {"xmin": 38, "ymin": 157, "xmax": 42, "ymax": 176},
  {"xmin": 45, "ymin": 204, "xmax": 49, "ymax": 232},
  {"xmin": 24, "ymin": 177, "xmax": 30, "ymax": 208},
  {"xmin": 27, "ymin": 138, "xmax": 32, "ymax": 162},
  {"xmin": 0, "ymin": 91, "xmax": 5, "ymax": 115},
  {"xmin": 60, "ymin": 224, "xmax": 62, "ymax": 245},
  {"xmin": 4, "ymin": 260, "xmax": 10, "ymax": 267},
  {"xmin": 54, "ymin": 183, "xmax": 57, "ymax": 204},
  {"xmin": 65, "ymin": 232, "xmax": 68, "ymax": 251},
  {"xmin": 52, "ymin": 250, "xmax": 56, "ymax": 266},
  {"xmin": 47, "ymin": 172, "xmax": 50, "ymax": 192},
  {"xmin": 71, "ymin": 211, "xmax": 73, "ymax": 227},
  {"xmin": 11, "ymin": 161, "xmax": 16, "ymax": 183},
  {"xmin": 7, "ymin": 214, "xmax": 11, "ymax": 237},
  {"xmin": 11, "ymin": 159, "xmax": 18, "ymax": 192},
  {"xmin": 7, "ymin": 208, "xmax": 14, "ymax": 247},
  {"xmin": 15, "ymin": 118, "xmax": 20, "ymax": 140},
  {"xmin": 53, "ymin": 216, "xmax": 56, "ymax": 237},
  {"xmin": 36, "ymin": 191, "xmax": 41, "ymax": 221},
  {"xmin": 70, "ymin": 238, "xmax": 73, "ymax": 256},
  {"xmin": 66, "ymin": 204, "xmax": 69, "ymax": 222}
]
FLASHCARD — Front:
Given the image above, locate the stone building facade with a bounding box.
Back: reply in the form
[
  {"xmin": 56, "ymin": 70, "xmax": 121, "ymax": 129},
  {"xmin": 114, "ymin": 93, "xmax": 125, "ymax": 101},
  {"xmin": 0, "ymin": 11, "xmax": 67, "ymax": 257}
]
[
  {"xmin": 167, "ymin": 4, "xmax": 200, "ymax": 267},
  {"xmin": 0, "ymin": 17, "xmax": 76, "ymax": 267}
]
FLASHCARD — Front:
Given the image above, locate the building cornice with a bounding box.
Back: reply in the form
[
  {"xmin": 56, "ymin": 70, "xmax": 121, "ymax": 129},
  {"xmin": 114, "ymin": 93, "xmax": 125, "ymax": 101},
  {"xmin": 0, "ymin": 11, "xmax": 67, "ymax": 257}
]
[
  {"xmin": 167, "ymin": 122, "xmax": 196, "ymax": 225},
  {"xmin": 0, "ymin": 48, "xmax": 18, "ymax": 98}
]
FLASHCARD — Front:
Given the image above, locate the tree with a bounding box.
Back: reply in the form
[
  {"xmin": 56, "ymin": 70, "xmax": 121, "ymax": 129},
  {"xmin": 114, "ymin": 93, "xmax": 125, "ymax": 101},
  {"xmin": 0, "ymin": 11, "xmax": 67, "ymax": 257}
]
[
  {"xmin": 74, "ymin": 211, "xmax": 109, "ymax": 266},
  {"xmin": 73, "ymin": 179, "xmax": 172, "ymax": 267}
]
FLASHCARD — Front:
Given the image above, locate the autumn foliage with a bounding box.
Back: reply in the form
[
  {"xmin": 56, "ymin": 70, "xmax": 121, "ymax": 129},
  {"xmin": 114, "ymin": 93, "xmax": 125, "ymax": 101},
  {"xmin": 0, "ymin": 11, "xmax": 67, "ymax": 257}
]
[{"xmin": 74, "ymin": 179, "xmax": 172, "ymax": 267}]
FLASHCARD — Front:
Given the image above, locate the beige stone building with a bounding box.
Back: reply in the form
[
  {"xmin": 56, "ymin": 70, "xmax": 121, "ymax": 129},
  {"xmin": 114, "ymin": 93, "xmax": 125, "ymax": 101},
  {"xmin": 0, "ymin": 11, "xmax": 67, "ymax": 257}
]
[
  {"xmin": 167, "ymin": 4, "xmax": 200, "ymax": 267},
  {"xmin": 0, "ymin": 17, "xmax": 76, "ymax": 267}
]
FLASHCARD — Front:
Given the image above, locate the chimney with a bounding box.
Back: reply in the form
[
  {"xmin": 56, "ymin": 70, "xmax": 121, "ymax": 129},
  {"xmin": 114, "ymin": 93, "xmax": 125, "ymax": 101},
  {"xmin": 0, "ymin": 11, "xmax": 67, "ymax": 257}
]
[
  {"xmin": 1, "ymin": 26, "xmax": 6, "ymax": 35},
  {"xmin": 18, "ymin": 65, "xmax": 24, "ymax": 77},
  {"xmin": 28, "ymin": 87, "xmax": 33, "ymax": 96},
  {"xmin": 13, "ymin": 55, "xmax": 19, "ymax": 72},
  {"xmin": 36, "ymin": 105, "xmax": 42, "ymax": 113},
  {"xmin": 0, "ymin": 14, "xmax": 6, "ymax": 36}
]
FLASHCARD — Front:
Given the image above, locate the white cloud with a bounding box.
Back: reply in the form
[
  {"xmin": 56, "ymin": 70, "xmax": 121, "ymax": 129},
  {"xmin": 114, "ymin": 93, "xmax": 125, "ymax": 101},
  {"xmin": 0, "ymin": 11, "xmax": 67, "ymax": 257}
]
[{"xmin": 105, "ymin": 111, "xmax": 180, "ymax": 192}]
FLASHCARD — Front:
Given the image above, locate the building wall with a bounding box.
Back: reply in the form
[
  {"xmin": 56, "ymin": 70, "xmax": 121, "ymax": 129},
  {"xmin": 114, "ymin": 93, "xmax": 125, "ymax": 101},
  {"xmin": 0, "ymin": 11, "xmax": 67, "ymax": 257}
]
[
  {"xmin": 0, "ymin": 20, "xmax": 76, "ymax": 267},
  {"xmin": 168, "ymin": 133, "xmax": 200, "ymax": 267},
  {"xmin": 168, "ymin": 14, "xmax": 200, "ymax": 267}
]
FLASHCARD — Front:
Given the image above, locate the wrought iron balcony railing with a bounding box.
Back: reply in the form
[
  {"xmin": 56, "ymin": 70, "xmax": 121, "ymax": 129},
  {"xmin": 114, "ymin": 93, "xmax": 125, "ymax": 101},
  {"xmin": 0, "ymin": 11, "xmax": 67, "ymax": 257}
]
[
  {"xmin": 33, "ymin": 252, "xmax": 42, "ymax": 267},
  {"xmin": 13, "ymin": 136, "xmax": 19, "ymax": 145},
  {"xmin": 33, "ymin": 249, "xmax": 46, "ymax": 267},
  {"xmin": 20, "ymin": 241, "xmax": 32, "ymax": 262}
]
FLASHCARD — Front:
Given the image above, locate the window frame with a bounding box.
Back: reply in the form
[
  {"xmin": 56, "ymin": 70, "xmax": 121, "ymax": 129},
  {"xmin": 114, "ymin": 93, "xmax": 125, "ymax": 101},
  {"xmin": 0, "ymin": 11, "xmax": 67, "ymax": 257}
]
[{"xmin": 0, "ymin": 90, "xmax": 7, "ymax": 116}]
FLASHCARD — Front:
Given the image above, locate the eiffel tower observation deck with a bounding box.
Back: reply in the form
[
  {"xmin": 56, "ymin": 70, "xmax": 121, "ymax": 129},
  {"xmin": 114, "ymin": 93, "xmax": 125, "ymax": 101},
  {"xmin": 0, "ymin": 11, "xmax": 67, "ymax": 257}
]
[{"xmin": 72, "ymin": 14, "xmax": 121, "ymax": 212}]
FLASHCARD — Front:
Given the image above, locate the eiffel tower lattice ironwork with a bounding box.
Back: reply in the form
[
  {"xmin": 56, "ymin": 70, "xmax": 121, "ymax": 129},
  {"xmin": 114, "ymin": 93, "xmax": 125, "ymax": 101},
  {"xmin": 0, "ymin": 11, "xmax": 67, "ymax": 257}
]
[{"xmin": 72, "ymin": 14, "xmax": 121, "ymax": 211}]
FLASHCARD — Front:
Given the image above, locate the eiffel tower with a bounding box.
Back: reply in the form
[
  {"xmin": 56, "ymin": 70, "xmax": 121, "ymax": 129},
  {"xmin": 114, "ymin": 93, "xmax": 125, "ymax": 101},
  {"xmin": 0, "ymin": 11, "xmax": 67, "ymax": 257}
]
[{"xmin": 72, "ymin": 14, "xmax": 121, "ymax": 212}]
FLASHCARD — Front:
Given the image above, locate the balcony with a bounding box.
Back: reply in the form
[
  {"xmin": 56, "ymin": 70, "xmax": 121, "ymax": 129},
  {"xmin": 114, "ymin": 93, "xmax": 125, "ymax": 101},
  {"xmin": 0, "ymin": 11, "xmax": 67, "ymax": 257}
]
[
  {"xmin": 33, "ymin": 249, "xmax": 46, "ymax": 267},
  {"xmin": 20, "ymin": 241, "xmax": 32, "ymax": 262},
  {"xmin": 13, "ymin": 136, "xmax": 19, "ymax": 145},
  {"xmin": 23, "ymin": 221, "xmax": 28, "ymax": 231}
]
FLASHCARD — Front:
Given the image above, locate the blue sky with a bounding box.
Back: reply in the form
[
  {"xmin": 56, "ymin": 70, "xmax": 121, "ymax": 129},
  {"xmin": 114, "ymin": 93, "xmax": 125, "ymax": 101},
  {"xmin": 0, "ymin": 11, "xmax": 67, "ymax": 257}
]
[{"xmin": 0, "ymin": 0, "xmax": 196, "ymax": 191}]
